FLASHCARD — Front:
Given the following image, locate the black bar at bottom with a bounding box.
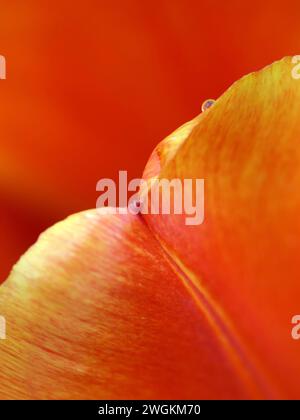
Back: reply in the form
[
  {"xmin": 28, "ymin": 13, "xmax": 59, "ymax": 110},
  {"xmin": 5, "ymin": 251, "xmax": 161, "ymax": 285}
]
[{"xmin": 0, "ymin": 399, "xmax": 295, "ymax": 417}]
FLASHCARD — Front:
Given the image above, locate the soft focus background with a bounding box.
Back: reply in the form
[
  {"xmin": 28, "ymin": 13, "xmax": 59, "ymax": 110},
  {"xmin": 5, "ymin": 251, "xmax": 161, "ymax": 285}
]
[{"xmin": 0, "ymin": 0, "xmax": 299, "ymax": 280}]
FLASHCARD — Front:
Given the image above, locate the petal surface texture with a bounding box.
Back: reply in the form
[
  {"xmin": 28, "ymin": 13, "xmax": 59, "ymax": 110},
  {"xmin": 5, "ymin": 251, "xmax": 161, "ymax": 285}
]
[
  {"xmin": 144, "ymin": 57, "xmax": 300, "ymax": 398},
  {"xmin": 0, "ymin": 210, "xmax": 264, "ymax": 399}
]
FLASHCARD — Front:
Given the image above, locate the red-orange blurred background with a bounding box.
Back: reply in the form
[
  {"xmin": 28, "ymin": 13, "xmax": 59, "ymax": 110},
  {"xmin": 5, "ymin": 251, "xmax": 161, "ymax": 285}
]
[{"xmin": 0, "ymin": 0, "xmax": 299, "ymax": 280}]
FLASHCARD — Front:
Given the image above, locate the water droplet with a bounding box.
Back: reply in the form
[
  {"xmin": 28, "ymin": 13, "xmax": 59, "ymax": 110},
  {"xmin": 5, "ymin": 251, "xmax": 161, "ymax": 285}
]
[
  {"xmin": 201, "ymin": 99, "xmax": 215, "ymax": 112},
  {"xmin": 128, "ymin": 199, "xmax": 142, "ymax": 215}
]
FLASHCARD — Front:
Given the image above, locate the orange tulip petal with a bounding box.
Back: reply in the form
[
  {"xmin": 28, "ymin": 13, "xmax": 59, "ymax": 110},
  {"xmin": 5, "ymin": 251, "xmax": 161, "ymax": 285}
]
[
  {"xmin": 143, "ymin": 56, "xmax": 300, "ymax": 397},
  {"xmin": 0, "ymin": 209, "xmax": 269, "ymax": 399}
]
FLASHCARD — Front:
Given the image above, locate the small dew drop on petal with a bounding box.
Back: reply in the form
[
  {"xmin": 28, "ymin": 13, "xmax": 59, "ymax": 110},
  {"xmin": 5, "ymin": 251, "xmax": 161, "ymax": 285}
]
[
  {"xmin": 128, "ymin": 199, "xmax": 142, "ymax": 215},
  {"xmin": 201, "ymin": 99, "xmax": 215, "ymax": 112}
]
